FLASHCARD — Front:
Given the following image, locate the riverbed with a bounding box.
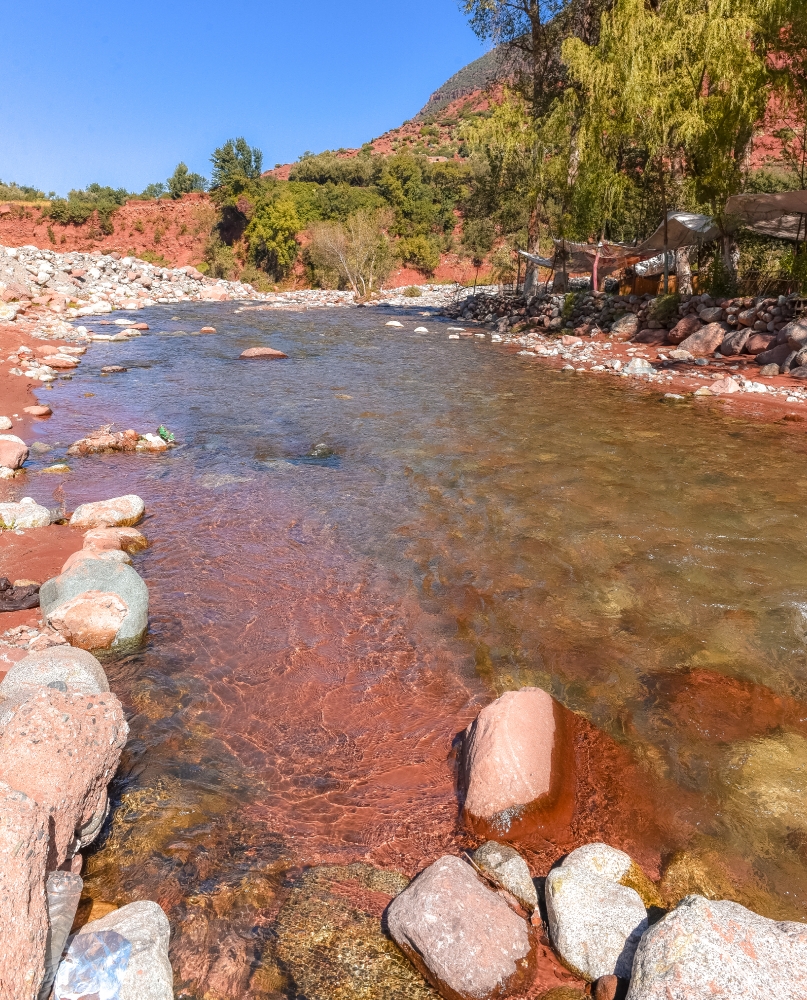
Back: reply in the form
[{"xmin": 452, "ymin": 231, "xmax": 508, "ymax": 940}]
[{"xmin": 19, "ymin": 300, "xmax": 807, "ymax": 996}]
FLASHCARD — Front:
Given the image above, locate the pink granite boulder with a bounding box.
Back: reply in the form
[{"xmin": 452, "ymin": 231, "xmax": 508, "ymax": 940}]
[
  {"xmin": 0, "ymin": 434, "xmax": 29, "ymax": 471},
  {"xmin": 0, "ymin": 688, "xmax": 128, "ymax": 868},
  {"xmin": 461, "ymin": 687, "xmax": 574, "ymax": 843},
  {"xmin": 667, "ymin": 316, "xmax": 702, "ymax": 345},
  {"xmin": 676, "ymin": 322, "xmax": 727, "ymax": 357},
  {"xmin": 387, "ymin": 855, "xmax": 535, "ymax": 1000},
  {"xmin": 0, "ymin": 781, "xmax": 49, "ymax": 1000}
]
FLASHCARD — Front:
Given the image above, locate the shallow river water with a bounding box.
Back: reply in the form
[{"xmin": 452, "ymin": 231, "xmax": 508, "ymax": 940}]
[{"xmin": 19, "ymin": 301, "xmax": 807, "ymax": 996}]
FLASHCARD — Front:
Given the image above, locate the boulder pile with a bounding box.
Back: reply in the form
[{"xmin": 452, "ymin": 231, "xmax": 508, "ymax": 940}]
[
  {"xmin": 0, "ymin": 495, "xmax": 172, "ymax": 1000},
  {"xmin": 388, "ymin": 688, "xmax": 807, "ymax": 1000},
  {"xmin": 0, "ymin": 243, "xmax": 261, "ymax": 318}
]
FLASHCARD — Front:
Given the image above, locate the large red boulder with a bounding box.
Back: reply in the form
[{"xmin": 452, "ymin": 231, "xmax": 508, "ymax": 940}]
[
  {"xmin": 461, "ymin": 687, "xmax": 574, "ymax": 843},
  {"xmin": 667, "ymin": 316, "xmax": 702, "ymax": 345},
  {"xmin": 676, "ymin": 322, "xmax": 727, "ymax": 357},
  {"xmin": 0, "ymin": 688, "xmax": 128, "ymax": 868},
  {"xmin": 387, "ymin": 855, "xmax": 535, "ymax": 1000},
  {"xmin": 745, "ymin": 333, "xmax": 777, "ymax": 355},
  {"xmin": 0, "ymin": 781, "xmax": 48, "ymax": 1000}
]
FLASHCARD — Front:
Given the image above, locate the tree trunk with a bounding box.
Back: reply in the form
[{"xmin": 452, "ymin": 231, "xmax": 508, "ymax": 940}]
[
  {"xmin": 721, "ymin": 232, "xmax": 738, "ymax": 286},
  {"xmin": 523, "ymin": 193, "xmax": 542, "ymax": 297},
  {"xmin": 675, "ymin": 248, "xmax": 693, "ymax": 295}
]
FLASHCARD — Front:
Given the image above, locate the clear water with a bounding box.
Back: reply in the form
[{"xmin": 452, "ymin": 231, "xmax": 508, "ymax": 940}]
[{"xmin": 17, "ymin": 301, "xmax": 807, "ymax": 996}]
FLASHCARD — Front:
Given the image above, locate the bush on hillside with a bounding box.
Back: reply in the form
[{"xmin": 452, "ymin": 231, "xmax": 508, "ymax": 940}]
[
  {"xmin": 244, "ymin": 197, "xmax": 301, "ymax": 278},
  {"xmin": 308, "ymin": 209, "xmax": 395, "ymax": 298},
  {"xmin": 398, "ymin": 234, "xmax": 441, "ymax": 274},
  {"xmin": 0, "ymin": 179, "xmax": 47, "ymax": 201},
  {"xmin": 168, "ymin": 163, "xmax": 207, "ymax": 199},
  {"xmin": 47, "ymin": 184, "xmax": 129, "ymax": 234},
  {"xmin": 211, "ymin": 138, "xmax": 263, "ymax": 191}
]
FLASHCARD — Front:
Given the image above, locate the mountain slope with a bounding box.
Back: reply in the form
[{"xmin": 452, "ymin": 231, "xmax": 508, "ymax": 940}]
[{"xmin": 415, "ymin": 47, "xmax": 511, "ymax": 121}]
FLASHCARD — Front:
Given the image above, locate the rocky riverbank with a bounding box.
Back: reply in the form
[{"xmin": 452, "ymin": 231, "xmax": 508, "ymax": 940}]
[
  {"xmin": 443, "ymin": 288, "xmax": 807, "ymax": 417},
  {"xmin": 0, "ymin": 493, "xmax": 173, "ymax": 999}
]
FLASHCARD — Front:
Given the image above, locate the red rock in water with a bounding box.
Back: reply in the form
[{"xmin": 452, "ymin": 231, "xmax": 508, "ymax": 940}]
[
  {"xmin": 48, "ymin": 589, "xmax": 129, "ymax": 650},
  {"xmin": 387, "ymin": 855, "xmax": 535, "ymax": 1000},
  {"xmin": 130, "ymin": 322, "xmax": 149, "ymax": 330},
  {"xmin": 67, "ymin": 428, "xmax": 139, "ymax": 456},
  {"xmin": 200, "ymin": 326, "xmax": 216, "ymax": 333},
  {"xmin": 0, "ymin": 781, "xmax": 49, "ymax": 1000},
  {"xmin": 461, "ymin": 687, "xmax": 575, "ymax": 844},
  {"xmin": 240, "ymin": 346, "xmax": 288, "ymax": 359},
  {"xmin": 676, "ymin": 322, "xmax": 727, "ymax": 356},
  {"xmin": 82, "ymin": 526, "xmax": 148, "ymax": 554},
  {"xmin": 0, "ymin": 434, "xmax": 28, "ymax": 470},
  {"xmin": 0, "ymin": 687, "xmax": 127, "ymax": 868},
  {"xmin": 667, "ymin": 315, "xmax": 702, "ymax": 345},
  {"xmin": 69, "ymin": 495, "xmax": 145, "ymax": 530},
  {"xmin": 23, "ymin": 405, "xmax": 51, "ymax": 417}
]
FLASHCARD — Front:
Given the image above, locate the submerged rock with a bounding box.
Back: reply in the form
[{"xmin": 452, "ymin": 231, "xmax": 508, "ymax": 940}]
[
  {"xmin": 69, "ymin": 494, "xmax": 145, "ymax": 529},
  {"xmin": 53, "ymin": 900, "xmax": 173, "ymax": 1000},
  {"xmin": 82, "ymin": 525, "xmax": 149, "ymax": 553},
  {"xmin": 0, "ymin": 781, "xmax": 49, "ymax": 1000},
  {"xmin": 275, "ymin": 862, "xmax": 435, "ymax": 1000},
  {"xmin": 387, "ymin": 855, "xmax": 535, "ymax": 1000},
  {"xmin": 461, "ymin": 687, "xmax": 574, "ymax": 842},
  {"xmin": 545, "ymin": 844, "xmax": 652, "ymax": 982},
  {"xmin": 627, "ymin": 895, "xmax": 807, "ymax": 999}
]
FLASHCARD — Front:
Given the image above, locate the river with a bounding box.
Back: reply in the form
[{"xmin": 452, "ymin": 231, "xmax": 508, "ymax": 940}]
[{"xmin": 23, "ymin": 300, "xmax": 807, "ymax": 996}]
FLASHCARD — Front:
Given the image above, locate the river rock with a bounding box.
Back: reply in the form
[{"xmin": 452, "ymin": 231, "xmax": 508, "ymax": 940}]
[
  {"xmin": 0, "ymin": 434, "xmax": 29, "ymax": 470},
  {"xmin": 53, "ymin": 900, "xmax": 173, "ymax": 1000},
  {"xmin": 698, "ymin": 306, "xmax": 724, "ymax": 323},
  {"xmin": 387, "ymin": 855, "xmax": 535, "ymax": 1000},
  {"xmin": 708, "ymin": 377, "xmax": 739, "ymax": 394},
  {"xmin": 200, "ymin": 285, "xmax": 229, "ymax": 301},
  {"xmin": 23, "ymin": 405, "xmax": 51, "ymax": 417},
  {"xmin": 61, "ymin": 548, "xmax": 132, "ymax": 573},
  {"xmin": 0, "ymin": 498, "xmax": 52, "ymax": 530},
  {"xmin": 791, "ymin": 365, "xmax": 807, "ymax": 379},
  {"xmin": 0, "ymin": 646, "xmax": 108, "ymax": 698},
  {"xmin": 82, "ymin": 525, "xmax": 149, "ymax": 553},
  {"xmin": 69, "ymin": 494, "xmax": 145, "ymax": 529},
  {"xmin": 0, "ymin": 781, "xmax": 49, "ymax": 1000},
  {"xmin": 784, "ymin": 317, "xmax": 807, "ymax": 350},
  {"xmin": 67, "ymin": 428, "xmax": 140, "ymax": 456},
  {"xmin": 626, "ymin": 895, "xmax": 807, "ymax": 999},
  {"xmin": 667, "ymin": 316, "xmax": 702, "ymax": 344},
  {"xmin": 745, "ymin": 332, "xmax": 777, "ymax": 355},
  {"xmin": 0, "ymin": 687, "xmax": 127, "ymax": 868},
  {"xmin": 720, "ymin": 328, "xmax": 751, "ymax": 356},
  {"xmin": 275, "ymin": 863, "xmax": 435, "ymax": 1000},
  {"xmin": 240, "ymin": 346, "xmax": 289, "ymax": 359},
  {"xmin": 610, "ymin": 314, "xmax": 639, "ymax": 341},
  {"xmin": 461, "ymin": 687, "xmax": 572, "ymax": 840},
  {"xmin": 676, "ymin": 322, "xmax": 726, "ymax": 356},
  {"xmin": 632, "ymin": 328, "xmax": 667, "ymax": 345},
  {"xmin": 472, "ymin": 841, "xmax": 538, "ymax": 912},
  {"xmin": 0, "ymin": 416, "xmax": 11, "ymax": 430},
  {"xmin": 756, "ymin": 343, "xmax": 791, "ymax": 368},
  {"xmin": 545, "ymin": 844, "xmax": 649, "ymax": 981},
  {"xmin": 738, "ymin": 307, "xmax": 759, "ymax": 327},
  {"xmin": 39, "ymin": 560, "xmax": 148, "ymax": 651},
  {"xmin": 623, "ymin": 358, "xmax": 655, "ymax": 375}
]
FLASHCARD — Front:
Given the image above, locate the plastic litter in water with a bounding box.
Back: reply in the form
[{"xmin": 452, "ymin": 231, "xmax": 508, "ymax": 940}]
[{"xmin": 53, "ymin": 929, "xmax": 131, "ymax": 1000}]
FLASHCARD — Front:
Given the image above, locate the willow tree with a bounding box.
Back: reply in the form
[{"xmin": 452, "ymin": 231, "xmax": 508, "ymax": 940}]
[{"xmin": 563, "ymin": 0, "xmax": 774, "ymax": 287}]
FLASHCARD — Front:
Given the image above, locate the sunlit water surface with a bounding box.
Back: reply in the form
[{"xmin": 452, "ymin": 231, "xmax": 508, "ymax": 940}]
[{"xmin": 16, "ymin": 302, "xmax": 807, "ymax": 996}]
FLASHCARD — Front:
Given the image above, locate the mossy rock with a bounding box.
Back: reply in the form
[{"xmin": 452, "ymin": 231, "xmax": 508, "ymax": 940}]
[
  {"xmin": 275, "ymin": 862, "xmax": 437, "ymax": 1000},
  {"xmin": 620, "ymin": 861, "xmax": 664, "ymax": 910}
]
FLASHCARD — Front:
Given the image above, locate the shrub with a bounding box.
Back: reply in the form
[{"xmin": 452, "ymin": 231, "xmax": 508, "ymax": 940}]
[
  {"xmin": 0, "ymin": 179, "xmax": 45, "ymax": 201},
  {"xmin": 489, "ymin": 244, "xmax": 517, "ymax": 285},
  {"xmin": 648, "ymin": 293, "xmax": 680, "ymax": 324},
  {"xmin": 48, "ymin": 183, "xmax": 128, "ymax": 234},
  {"xmin": 138, "ymin": 250, "xmax": 170, "ymax": 266},
  {"xmin": 308, "ymin": 209, "xmax": 395, "ymax": 298},
  {"xmin": 398, "ymin": 234, "xmax": 441, "ymax": 274},
  {"xmin": 403, "ymin": 285, "xmax": 423, "ymax": 297},
  {"xmin": 204, "ymin": 237, "xmax": 239, "ymax": 279}
]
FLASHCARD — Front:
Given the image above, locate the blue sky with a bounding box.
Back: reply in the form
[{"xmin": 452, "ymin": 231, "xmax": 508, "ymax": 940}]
[{"xmin": 0, "ymin": 1, "xmax": 487, "ymax": 196}]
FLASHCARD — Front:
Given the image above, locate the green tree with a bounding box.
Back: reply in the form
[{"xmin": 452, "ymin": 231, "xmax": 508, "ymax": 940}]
[
  {"xmin": 308, "ymin": 209, "xmax": 395, "ymax": 298},
  {"xmin": 244, "ymin": 197, "xmax": 301, "ymax": 278},
  {"xmin": 210, "ymin": 138, "xmax": 264, "ymax": 190},
  {"xmin": 141, "ymin": 182, "xmax": 166, "ymax": 199},
  {"xmin": 167, "ymin": 162, "xmax": 207, "ymax": 199}
]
